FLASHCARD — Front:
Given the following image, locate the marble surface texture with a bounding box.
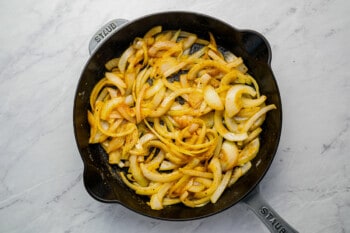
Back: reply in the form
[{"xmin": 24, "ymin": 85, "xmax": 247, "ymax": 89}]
[{"xmin": 0, "ymin": 0, "xmax": 349, "ymax": 232}]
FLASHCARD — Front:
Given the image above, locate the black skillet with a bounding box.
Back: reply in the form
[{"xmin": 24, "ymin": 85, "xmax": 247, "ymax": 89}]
[{"xmin": 73, "ymin": 12, "xmax": 298, "ymax": 233}]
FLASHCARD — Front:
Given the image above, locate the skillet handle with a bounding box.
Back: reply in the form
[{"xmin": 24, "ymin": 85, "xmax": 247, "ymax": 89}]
[
  {"xmin": 240, "ymin": 30, "xmax": 272, "ymax": 64},
  {"xmin": 242, "ymin": 186, "xmax": 299, "ymax": 233},
  {"xmin": 88, "ymin": 19, "xmax": 128, "ymax": 55}
]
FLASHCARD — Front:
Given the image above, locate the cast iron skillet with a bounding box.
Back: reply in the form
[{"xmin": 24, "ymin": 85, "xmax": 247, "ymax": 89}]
[{"xmin": 73, "ymin": 12, "xmax": 298, "ymax": 232}]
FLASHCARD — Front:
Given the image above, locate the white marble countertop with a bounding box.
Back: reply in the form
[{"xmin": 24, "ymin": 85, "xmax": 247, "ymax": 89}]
[{"xmin": 0, "ymin": 0, "xmax": 349, "ymax": 232}]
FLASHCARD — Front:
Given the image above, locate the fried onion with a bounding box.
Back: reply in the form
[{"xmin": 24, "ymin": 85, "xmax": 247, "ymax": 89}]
[{"xmin": 88, "ymin": 26, "xmax": 276, "ymax": 210}]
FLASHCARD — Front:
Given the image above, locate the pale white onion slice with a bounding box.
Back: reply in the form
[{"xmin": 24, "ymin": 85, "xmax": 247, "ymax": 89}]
[
  {"xmin": 118, "ymin": 46, "xmax": 135, "ymax": 73},
  {"xmin": 214, "ymin": 111, "xmax": 247, "ymax": 141},
  {"xmin": 144, "ymin": 79, "xmax": 164, "ymax": 99},
  {"xmin": 204, "ymin": 85, "xmax": 224, "ymax": 110},
  {"xmin": 241, "ymin": 161, "xmax": 252, "ymax": 175},
  {"xmin": 238, "ymin": 138, "xmax": 260, "ymax": 165},
  {"xmin": 150, "ymin": 182, "xmax": 173, "ymax": 210},
  {"xmin": 210, "ymin": 169, "xmax": 232, "ymax": 203},
  {"xmin": 241, "ymin": 95, "xmax": 267, "ymax": 108},
  {"xmin": 134, "ymin": 133, "xmax": 157, "ymax": 150},
  {"xmin": 163, "ymin": 61, "xmax": 186, "ymax": 78},
  {"xmin": 225, "ymin": 85, "xmax": 256, "ymax": 117},
  {"xmin": 100, "ymin": 97, "xmax": 124, "ymax": 120},
  {"xmin": 105, "ymin": 72, "xmax": 126, "ymax": 95},
  {"xmin": 144, "ymin": 26, "xmax": 162, "ymax": 38},
  {"xmin": 240, "ymin": 104, "xmax": 276, "ymax": 132},
  {"xmin": 182, "ymin": 34, "xmax": 197, "ymax": 50},
  {"xmin": 140, "ymin": 163, "xmax": 182, "ymax": 182},
  {"xmin": 149, "ymin": 86, "xmax": 166, "ymax": 109},
  {"xmin": 159, "ymin": 160, "xmax": 178, "ymax": 171},
  {"xmin": 223, "ymin": 50, "xmax": 238, "ymax": 62},
  {"xmin": 129, "ymin": 155, "xmax": 149, "ymax": 187},
  {"xmin": 124, "ymin": 94, "xmax": 134, "ymax": 106},
  {"xmin": 218, "ymin": 141, "xmax": 239, "ymax": 171}
]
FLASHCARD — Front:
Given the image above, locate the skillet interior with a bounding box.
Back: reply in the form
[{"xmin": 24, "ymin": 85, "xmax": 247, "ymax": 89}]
[{"xmin": 73, "ymin": 11, "xmax": 282, "ymax": 220}]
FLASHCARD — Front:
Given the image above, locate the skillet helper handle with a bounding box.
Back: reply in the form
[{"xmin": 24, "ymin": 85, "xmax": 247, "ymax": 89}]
[
  {"xmin": 242, "ymin": 187, "xmax": 299, "ymax": 233},
  {"xmin": 240, "ymin": 30, "xmax": 272, "ymax": 64},
  {"xmin": 89, "ymin": 19, "xmax": 128, "ymax": 55}
]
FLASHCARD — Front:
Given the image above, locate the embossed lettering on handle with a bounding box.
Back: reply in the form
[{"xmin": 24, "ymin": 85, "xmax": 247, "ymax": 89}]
[
  {"xmin": 88, "ymin": 19, "xmax": 128, "ymax": 55},
  {"xmin": 259, "ymin": 206, "xmax": 288, "ymax": 233},
  {"xmin": 242, "ymin": 187, "xmax": 299, "ymax": 233},
  {"xmin": 94, "ymin": 22, "xmax": 117, "ymax": 43}
]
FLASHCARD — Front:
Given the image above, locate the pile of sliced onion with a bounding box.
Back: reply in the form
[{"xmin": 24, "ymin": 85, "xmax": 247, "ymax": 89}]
[{"xmin": 87, "ymin": 26, "xmax": 276, "ymax": 210}]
